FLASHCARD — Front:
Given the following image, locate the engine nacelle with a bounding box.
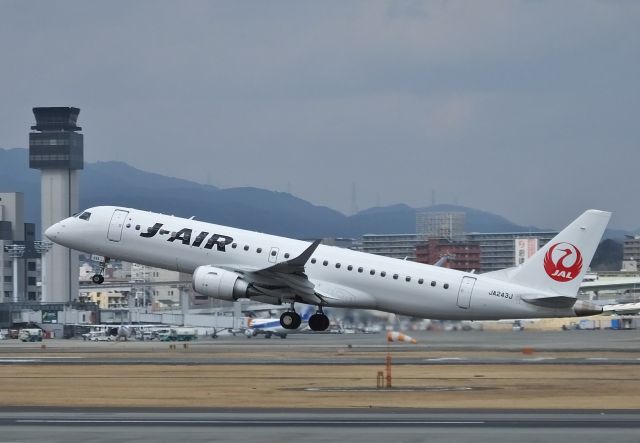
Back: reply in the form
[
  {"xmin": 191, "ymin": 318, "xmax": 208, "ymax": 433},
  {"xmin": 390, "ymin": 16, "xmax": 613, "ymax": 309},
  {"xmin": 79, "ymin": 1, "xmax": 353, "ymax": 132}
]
[{"xmin": 192, "ymin": 266, "xmax": 250, "ymax": 301}]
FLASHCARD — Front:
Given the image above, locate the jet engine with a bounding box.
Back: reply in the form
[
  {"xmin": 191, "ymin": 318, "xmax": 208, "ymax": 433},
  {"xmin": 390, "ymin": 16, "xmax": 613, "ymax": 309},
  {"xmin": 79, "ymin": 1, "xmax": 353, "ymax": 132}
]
[{"xmin": 192, "ymin": 266, "xmax": 250, "ymax": 301}]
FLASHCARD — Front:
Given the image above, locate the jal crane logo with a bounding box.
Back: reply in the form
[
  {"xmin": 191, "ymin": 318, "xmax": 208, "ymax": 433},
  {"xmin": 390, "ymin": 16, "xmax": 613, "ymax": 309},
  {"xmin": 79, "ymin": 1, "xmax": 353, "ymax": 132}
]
[{"xmin": 543, "ymin": 242, "xmax": 583, "ymax": 282}]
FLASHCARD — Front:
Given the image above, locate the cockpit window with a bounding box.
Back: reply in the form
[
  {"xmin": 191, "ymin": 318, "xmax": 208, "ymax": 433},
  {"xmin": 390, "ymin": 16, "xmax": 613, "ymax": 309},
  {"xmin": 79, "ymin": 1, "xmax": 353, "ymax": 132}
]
[{"xmin": 78, "ymin": 212, "xmax": 91, "ymax": 221}]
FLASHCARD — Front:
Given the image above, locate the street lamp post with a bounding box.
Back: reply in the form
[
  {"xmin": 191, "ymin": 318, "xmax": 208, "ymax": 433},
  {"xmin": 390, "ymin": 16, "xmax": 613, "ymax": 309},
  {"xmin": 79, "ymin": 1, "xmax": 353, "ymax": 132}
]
[
  {"xmin": 4, "ymin": 244, "xmax": 25, "ymax": 303},
  {"xmin": 33, "ymin": 241, "xmax": 53, "ymax": 302}
]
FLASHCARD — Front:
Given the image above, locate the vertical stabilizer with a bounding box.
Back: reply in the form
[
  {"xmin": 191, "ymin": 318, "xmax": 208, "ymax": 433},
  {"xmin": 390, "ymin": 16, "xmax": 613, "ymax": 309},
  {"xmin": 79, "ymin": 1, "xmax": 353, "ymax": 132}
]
[{"xmin": 502, "ymin": 210, "xmax": 611, "ymax": 296}]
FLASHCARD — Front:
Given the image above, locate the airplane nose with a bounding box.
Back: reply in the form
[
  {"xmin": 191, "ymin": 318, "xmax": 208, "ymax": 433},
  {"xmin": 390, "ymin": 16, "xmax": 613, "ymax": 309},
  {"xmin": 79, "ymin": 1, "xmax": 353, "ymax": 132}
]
[{"xmin": 44, "ymin": 223, "xmax": 59, "ymax": 241}]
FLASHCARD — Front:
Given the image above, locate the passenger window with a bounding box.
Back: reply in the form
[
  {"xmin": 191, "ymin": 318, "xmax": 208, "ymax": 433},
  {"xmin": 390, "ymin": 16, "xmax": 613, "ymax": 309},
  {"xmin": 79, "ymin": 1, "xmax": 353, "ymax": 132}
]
[
  {"xmin": 135, "ymin": 225, "xmax": 140, "ymax": 231},
  {"xmin": 444, "ymin": 283, "xmax": 449, "ymax": 289},
  {"xmin": 257, "ymin": 248, "xmax": 262, "ymax": 253},
  {"xmin": 418, "ymin": 278, "xmax": 424, "ymax": 284},
  {"xmin": 311, "ymin": 258, "xmax": 317, "ymax": 264},
  {"xmin": 232, "ymin": 243, "xmax": 237, "ymax": 249},
  {"xmin": 358, "ymin": 267, "xmax": 363, "ymax": 273},
  {"xmin": 323, "ymin": 260, "xmax": 328, "ymax": 266},
  {"xmin": 284, "ymin": 253, "xmax": 290, "ymax": 259},
  {"xmin": 380, "ymin": 271, "xmax": 386, "ymax": 277},
  {"xmin": 431, "ymin": 281, "xmax": 436, "ymax": 287},
  {"xmin": 126, "ymin": 223, "xmax": 131, "ymax": 228},
  {"xmin": 393, "ymin": 274, "xmax": 398, "ymax": 280},
  {"xmin": 271, "ymin": 250, "xmax": 277, "ymax": 256},
  {"xmin": 335, "ymin": 263, "xmax": 341, "ymax": 269},
  {"xmin": 347, "ymin": 265, "xmax": 353, "ymax": 271},
  {"xmin": 244, "ymin": 245, "xmax": 249, "ymax": 251},
  {"xmin": 406, "ymin": 276, "xmax": 411, "ymax": 282},
  {"xmin": 370, "ymin": 269, "xmax": 375, "ymax": 275}
]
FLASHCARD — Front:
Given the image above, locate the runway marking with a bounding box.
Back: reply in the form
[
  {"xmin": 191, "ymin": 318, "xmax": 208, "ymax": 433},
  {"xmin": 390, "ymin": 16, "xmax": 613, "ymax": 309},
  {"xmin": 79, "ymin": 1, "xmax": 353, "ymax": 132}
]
[
  {"xmin": 424, "ymin": 357, "xmax": 467, "ymax": 362},
  {"xmin": 17, "ymin": 419, "xmax": 486, "ymax": 425},
  {"xmin": 522, "ymin": 357, "xmax": 556, "ymax": 362},
  {"xmin": 302, "ymin": 387, "xmax": 474, "ymax": 392},
  {"xmin": 587, "ymin": 358, "xmax": 610, "ymax": 361},
  {"xmin": 0, "ymin": 356, "xmax": 84, "ymax": 359},
  {"xmin": 0, "ymin": 359, "xmax": 38, "ymax": 362},
  {"xmin": 0, "ymin": 357, "xmax": 84, "ymax": 363}
]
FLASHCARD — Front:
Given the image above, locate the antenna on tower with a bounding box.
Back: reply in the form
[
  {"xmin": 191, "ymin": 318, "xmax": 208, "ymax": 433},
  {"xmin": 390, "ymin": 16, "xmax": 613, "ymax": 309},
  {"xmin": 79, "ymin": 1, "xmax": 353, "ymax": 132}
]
[{"xmin": 350, "ymin": 182, "xmax": 358, "ymax": 215}]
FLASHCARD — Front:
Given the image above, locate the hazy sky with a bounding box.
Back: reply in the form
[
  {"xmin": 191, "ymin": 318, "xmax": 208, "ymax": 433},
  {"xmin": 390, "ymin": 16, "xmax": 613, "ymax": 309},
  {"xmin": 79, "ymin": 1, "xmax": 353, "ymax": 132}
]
[{"xmin": 1, "ymin": 1, "xmax": 639, "ymax": 230}]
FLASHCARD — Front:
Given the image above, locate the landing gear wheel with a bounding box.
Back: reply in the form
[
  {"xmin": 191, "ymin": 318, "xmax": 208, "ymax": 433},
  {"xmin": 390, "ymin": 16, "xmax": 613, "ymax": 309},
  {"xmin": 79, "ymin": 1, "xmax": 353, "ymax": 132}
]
[
  {"xmin": 91, "ymin": 257, "xmax": 109, "ymax": 285},
  {"xmin": 280, "ymin": 311, "xmax": 302, "ymax": 330},
  {"xmin": 309, "ymin": 313, "xmax": 330, "ymax": 331}
]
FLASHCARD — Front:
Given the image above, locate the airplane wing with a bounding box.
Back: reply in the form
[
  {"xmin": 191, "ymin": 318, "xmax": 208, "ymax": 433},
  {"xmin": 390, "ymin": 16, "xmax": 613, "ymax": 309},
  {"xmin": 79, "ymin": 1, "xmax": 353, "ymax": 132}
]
[
  {"xmin": 217, "ymin": 239, "xmax": 374, "ymax": 307},
  {"xmin": 262, "ymin": 239, "xmax": 321, "ymax": 275}
]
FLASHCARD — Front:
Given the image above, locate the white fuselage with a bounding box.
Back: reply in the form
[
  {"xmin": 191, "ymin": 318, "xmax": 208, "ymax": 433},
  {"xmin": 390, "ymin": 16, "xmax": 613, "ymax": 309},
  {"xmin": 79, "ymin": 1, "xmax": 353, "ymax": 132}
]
[{"xmin": 46, "ymin": 206, "xmax": 580, "ymax": 320}]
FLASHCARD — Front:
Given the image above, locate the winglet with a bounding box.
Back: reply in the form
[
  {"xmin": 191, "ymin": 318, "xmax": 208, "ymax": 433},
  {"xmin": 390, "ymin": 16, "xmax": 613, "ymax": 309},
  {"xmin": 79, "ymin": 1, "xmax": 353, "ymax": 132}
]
[{"xmin": 265, "ymin": 239, "xmax": 321, "ymax": 274}]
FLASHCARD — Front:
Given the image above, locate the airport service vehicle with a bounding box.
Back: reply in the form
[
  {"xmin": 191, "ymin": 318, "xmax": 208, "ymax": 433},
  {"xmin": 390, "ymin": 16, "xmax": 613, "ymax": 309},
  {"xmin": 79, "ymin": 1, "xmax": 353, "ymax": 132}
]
[
  {"xmin": 160, "ymin": 327, "xmax": 198, "ymax": 342},
  {"xmin": 246, "ymin": 305, "xmax": 315, "ymax": 338},
  {"xmin": 45, "ymin": 206, "xmax": 610, "ymax": 331},
  {"xmin": 19, "ymin": 329, "xmax": 43, "ymax": 342}
]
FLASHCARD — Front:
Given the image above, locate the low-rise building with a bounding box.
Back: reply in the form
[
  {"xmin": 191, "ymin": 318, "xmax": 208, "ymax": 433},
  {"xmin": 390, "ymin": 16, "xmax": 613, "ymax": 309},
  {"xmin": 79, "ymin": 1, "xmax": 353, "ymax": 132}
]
[
  {"xmin": 361, "ymin": 233, "xmax": 420, "ymax": 260},
  {"xmin": 415, "ymin": 238, "xmax": 480, "ymax": 272},
  {"xmin": 462, "ymin": 231, "xmax": 557, "ymax": 273}
]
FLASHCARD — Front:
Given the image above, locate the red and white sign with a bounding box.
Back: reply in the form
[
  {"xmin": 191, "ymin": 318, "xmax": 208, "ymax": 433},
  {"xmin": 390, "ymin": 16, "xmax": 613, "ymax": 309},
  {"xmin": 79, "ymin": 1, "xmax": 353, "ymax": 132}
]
[
  {"xmin": 543, "ymin": 242, "xmax": 583, "ymax": 282},
  {"xmin": 515, "ymin": 238, "xmax": 539, "ymax": 265}
]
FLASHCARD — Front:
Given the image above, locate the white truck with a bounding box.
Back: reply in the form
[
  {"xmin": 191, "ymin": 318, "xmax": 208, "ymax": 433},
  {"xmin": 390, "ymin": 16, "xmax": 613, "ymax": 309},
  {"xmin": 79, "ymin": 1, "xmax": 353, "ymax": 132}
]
[
  {"xmin": 160, "ymin": 327, "xmax": 198, "ymax": 342},
  {"xmin": 19, "ymin": 329, "xmax": 43, "ymax": 342}
]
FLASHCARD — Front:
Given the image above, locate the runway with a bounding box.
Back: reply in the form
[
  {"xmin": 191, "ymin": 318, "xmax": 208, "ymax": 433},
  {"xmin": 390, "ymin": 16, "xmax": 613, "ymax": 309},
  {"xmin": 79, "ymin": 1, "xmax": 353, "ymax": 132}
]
[
  {"xmin": 1, "ymin": 408, "xmax": 639, "ymax": 442},
  {"xmin": 1, "ymin": 330, "xmax": 640, "ymax": 441},
  {"xmin": 1, "ymin": 329, "xmax": 639, "ymax": 366},
  {"xmin": 0, "ymin": 355, "xmax": 639, "ymax": 365},
  {"xmin": 4, "ymin": 328, "xmax": 640, "ymax": 350}
]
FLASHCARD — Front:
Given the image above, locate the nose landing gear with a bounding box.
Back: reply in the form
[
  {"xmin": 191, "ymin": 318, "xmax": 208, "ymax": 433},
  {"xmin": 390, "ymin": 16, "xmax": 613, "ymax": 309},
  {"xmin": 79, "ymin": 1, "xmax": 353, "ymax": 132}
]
[{"xmin": 91, "ymin": 257, "xmax": 110, "ymax": 285}]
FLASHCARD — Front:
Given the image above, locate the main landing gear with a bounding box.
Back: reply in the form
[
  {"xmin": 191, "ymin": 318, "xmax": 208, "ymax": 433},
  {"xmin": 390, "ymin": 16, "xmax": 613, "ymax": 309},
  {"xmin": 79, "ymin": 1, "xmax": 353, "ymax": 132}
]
[
  {"xmin": 308, "ymin": 307, "xmax": 330, "ymax": 332},
  {"xmin": 91, "ymin": 257, "xmax": 110, "ymax": 285},
  {"xmin": 280, "ymin": 309, "xmax": 302, "ymax": 330},
  {"xmin": 279, "ymin": 304, "xmax": 330, "ymax": 332}
]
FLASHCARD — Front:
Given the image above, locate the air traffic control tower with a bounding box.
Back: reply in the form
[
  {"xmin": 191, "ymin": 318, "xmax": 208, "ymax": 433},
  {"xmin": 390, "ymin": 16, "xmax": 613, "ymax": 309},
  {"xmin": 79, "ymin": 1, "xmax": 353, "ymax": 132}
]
[{"xmin": 29, "ymin": 107, "xmax": 83, "ymax": 303}]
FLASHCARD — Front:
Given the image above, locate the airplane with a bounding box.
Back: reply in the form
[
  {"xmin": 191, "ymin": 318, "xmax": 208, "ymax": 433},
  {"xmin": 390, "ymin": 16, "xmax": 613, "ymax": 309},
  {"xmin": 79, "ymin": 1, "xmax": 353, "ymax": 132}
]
[
  {"xmin": 45, "ymin": 206, "xmax": 610, "ymax": 331},
  {"xmin": 115, "ymin": 324, "xmax": 132, "ymax": 341},
  {"xmin": 246, "ymin": 305, "xmax": 316, "ymax": 338},
  {"xmin": 79, "ymin": 324, "xmax": 129, "ymax": 341}
]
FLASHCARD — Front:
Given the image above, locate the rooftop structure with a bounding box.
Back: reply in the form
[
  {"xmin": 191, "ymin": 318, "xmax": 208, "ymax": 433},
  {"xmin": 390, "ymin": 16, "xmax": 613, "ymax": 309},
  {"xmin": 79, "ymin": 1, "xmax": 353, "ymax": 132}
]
[{"xmin": 416, "ymin": 211, "xmax": 465, "ymax": 239}]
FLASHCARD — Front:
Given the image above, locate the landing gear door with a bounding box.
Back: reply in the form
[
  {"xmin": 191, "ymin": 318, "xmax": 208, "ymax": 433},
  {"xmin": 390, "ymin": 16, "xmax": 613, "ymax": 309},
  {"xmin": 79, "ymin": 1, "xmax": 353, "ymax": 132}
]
[
  {"xmin": 107, "ymin": 209, "xmax": 129, "ymax": 242},
  {"xmin": 456, "ymin": 276, "xmax": 476, "ymax": 309}
]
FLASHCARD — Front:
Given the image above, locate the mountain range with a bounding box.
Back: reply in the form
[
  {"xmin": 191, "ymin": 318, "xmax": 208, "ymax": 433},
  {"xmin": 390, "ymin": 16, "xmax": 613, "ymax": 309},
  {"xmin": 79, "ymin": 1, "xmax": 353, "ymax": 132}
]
[{"xmin": 0, "ymin": 148, "xmax": 627, "ymax": 240}]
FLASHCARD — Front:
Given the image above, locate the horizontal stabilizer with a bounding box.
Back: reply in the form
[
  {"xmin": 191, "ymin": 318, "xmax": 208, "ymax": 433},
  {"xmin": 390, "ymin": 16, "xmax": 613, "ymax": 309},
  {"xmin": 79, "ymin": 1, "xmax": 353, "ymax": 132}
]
[
  {"xmin": 521, "ymin": 295, "xmax": 577, "ymax": 308},
  {"xmin": 522, "ymin": 296, "xmax": 603, "ymax": 316}
]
